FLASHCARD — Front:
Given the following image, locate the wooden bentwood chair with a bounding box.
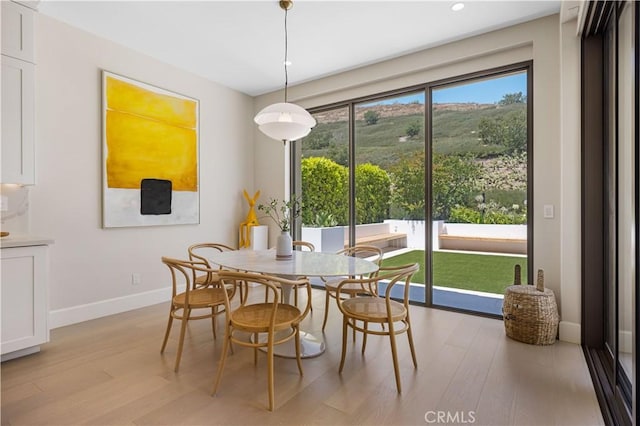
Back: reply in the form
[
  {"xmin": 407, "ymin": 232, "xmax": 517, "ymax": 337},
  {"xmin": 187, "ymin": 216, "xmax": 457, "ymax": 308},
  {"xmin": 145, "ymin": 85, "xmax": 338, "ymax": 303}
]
[
  {"xmin": 187, "ymin": 243, "xmax": 247, "ymax": 302},
  {"xmin": 160, "ymin": 257, "xmax": 237, "ymax": 372},
  {"xmin": 321, "ymin": 245, "xmax": 383, "ymax": 331},
  {"xmin": 212, "ymin": 270, "xmax": 312, "ymax": 411},
  {"xmin": 264, "ymin": 240, "xmax": 315, "ymax": 311},
  {"xmin": 335, "ymin": 262, "xmax": 420, "ymax": 393}
]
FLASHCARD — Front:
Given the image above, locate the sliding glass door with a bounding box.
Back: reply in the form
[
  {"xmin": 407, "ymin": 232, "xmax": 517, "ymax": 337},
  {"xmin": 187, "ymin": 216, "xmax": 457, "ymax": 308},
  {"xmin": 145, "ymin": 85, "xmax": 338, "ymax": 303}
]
[
  {"xmin": 429, "ymin": 66, "xmax": 531, "ymax": 315},
  {"xmin": 293, "ymin": 64, "xmax": 532, "ymax": 313}
]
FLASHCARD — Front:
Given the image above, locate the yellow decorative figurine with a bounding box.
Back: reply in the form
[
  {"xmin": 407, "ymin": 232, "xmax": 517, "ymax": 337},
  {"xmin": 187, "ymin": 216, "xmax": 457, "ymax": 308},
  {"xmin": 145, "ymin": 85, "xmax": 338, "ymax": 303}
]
[{"xmin": 239, "ymin": 190, "xmax": 260, "ymax": 248}]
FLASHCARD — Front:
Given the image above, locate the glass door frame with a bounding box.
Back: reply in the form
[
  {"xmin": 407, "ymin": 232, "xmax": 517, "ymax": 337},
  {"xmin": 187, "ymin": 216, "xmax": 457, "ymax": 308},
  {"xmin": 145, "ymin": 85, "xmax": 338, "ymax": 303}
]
[
  {"xmin": 425, "ymin": 61, "xmax": 534, "ymax": 310},
  {"xmin": 291, "ymin": 62, "xmax": 534, "ymax": 313}
]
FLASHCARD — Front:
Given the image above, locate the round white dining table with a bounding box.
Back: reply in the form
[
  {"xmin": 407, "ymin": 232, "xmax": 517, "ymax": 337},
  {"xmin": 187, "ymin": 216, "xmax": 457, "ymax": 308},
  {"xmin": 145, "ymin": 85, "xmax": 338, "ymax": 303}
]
[{"xmin": 208, "ymin": 249, "xmax": 379, "ymax": 358}]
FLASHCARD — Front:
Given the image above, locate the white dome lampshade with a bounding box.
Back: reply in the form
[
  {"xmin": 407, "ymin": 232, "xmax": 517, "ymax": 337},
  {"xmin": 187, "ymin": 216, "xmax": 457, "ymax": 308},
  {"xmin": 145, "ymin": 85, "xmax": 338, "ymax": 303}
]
[{"xmin": 254, "ymin": 102, "xmax": 316, "ymax": 142}]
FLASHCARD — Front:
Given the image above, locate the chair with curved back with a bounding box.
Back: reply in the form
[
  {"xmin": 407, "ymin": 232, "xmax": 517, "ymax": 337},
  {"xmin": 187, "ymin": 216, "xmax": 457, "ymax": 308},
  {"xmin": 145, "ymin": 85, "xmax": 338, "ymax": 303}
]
[
  {"xmin": 335, "ymin": 262, "xmax": 420, "ymax": 393},
  {"xmin": 160, "ymin": 256, "xmax": 237, "ymax": 372},
  {"xmin": 264, "ymin": 240, "xmax": 315, "ymax": 310},
  {"xmin": 188, "ymin": 243, "xmax": 247, "ymax": 303},
  {"xmin": 321, "ymin": 245, "xmax": 383, "ymax": 331},
  {"xmin": 212, "ymin": 270, "xmax": 312, "ymax": 411}
]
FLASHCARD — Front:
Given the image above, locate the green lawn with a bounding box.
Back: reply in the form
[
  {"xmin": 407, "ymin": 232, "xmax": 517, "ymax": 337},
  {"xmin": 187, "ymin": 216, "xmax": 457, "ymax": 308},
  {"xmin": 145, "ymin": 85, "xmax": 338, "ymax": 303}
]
[{"xmin": 381, "ymin": 250, "xmax": 527, "ymax": 294}]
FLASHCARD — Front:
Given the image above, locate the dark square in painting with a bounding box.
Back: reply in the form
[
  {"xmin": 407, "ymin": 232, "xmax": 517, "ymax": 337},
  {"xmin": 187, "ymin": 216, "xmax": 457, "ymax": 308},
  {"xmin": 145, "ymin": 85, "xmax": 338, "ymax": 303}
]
[{"xmin": 140, "ymin": 179, "xmax": 172, "ymax": 215}]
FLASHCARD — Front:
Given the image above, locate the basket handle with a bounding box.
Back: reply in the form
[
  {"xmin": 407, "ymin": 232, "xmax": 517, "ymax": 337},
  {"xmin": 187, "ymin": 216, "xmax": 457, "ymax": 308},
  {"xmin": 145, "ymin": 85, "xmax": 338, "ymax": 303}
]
[
  {"xmin": 536, "ymin": 269, "xmax": 545, "ymax": 292},
  {"xmin": 513, "ymin": 264, "xmax": 522, "ymax": 285}
]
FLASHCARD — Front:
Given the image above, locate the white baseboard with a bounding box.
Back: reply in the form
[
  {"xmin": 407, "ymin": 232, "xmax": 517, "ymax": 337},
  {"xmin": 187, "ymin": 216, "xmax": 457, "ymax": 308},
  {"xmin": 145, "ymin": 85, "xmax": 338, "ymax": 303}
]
[
  {"xmin": 559, "ymin": 321, "xmax": 581, "ymax": 344},
  {"xmin": 49, "ymin": 286, "xmax": 178, "ymax": 329}
]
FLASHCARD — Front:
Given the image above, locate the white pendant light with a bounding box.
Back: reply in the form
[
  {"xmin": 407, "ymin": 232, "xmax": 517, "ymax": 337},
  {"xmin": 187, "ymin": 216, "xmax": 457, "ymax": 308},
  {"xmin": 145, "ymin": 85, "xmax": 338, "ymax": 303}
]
[{"xmin": 254, "ymin": 0, "xmax": 316, "ymax": 143}]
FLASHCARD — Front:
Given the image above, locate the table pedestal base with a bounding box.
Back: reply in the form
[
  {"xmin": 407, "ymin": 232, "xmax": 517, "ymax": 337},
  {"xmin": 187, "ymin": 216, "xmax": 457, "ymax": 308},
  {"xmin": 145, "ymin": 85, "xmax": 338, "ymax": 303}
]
[{"xmin": 252, "ymin": 330, "xmax": 325, "ymax": 359}]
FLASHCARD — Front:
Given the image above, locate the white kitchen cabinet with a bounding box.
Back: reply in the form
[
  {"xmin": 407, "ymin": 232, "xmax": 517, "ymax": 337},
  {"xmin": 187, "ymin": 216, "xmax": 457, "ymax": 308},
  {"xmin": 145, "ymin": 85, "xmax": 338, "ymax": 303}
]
[
  {"xmin": 1, "ymin": 243, "xmax": 50, "ymax": 361},
  {"xmin": 1, "ymin": 0, "xmax": 36, "ymax": 185},
  {"xmin": 1, "ymin": 55, "xmax": 35, "ymax": 185},
  {"xmin": 1, "ymin": 1, "xmax": 35, "ymax": 63}
]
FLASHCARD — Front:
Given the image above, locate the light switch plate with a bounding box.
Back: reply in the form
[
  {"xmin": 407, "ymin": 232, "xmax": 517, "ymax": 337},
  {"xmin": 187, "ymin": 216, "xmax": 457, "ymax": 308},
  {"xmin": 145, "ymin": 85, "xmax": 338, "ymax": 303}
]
[
  {"xmin": 543, "ymin": 204, "xmax": 554, "ymax": 219},
  {"xmin": 0, "ymin": 196, "xmax": 8, "ymax": 212}
]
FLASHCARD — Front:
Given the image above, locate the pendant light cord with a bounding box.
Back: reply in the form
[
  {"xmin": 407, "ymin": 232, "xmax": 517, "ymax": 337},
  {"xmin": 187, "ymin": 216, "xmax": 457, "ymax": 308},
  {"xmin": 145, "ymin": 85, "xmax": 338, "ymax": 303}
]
[{"xmin": 284, "ymin": 7, "xmax": 289, "ymax": 103}]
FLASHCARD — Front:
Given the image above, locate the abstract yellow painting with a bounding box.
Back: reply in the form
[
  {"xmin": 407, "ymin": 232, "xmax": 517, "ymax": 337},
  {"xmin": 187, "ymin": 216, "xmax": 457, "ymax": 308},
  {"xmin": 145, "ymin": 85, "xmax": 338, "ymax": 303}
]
[{"xmin": 102, "ymin": 71, "xmax": 199, "ymax": 227}]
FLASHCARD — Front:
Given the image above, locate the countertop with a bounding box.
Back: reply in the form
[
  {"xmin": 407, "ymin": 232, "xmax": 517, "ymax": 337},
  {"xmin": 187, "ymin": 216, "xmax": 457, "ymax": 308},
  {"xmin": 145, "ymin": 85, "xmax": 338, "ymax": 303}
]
[{"xmin": 0, "ymin": 234, "xmax": 55, "ymax": 248}]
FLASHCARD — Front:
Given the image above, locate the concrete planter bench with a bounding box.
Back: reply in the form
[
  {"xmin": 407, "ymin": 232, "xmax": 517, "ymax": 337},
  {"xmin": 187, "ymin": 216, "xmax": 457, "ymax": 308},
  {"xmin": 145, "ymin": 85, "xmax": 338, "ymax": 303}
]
[
  {"xmin": 439, "ymin": 223, "xmax": 527, "ymax": 254},
  {"xmin": 302, "ymin": 223, "xmax": 407, "ymax": 252}
]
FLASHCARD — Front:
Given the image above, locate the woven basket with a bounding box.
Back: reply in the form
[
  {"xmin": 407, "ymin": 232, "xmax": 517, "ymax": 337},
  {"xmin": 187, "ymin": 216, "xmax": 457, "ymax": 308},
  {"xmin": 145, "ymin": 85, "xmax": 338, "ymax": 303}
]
[{"xmin": 503, "ymin": 267, "xmax": 559, "ymax": 345}]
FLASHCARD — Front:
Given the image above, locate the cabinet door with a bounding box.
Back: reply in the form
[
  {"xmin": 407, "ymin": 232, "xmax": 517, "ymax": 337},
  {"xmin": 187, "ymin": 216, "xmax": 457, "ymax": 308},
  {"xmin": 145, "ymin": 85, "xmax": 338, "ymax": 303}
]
[
  {"xmin": 1, "ymin": 1, "xmax": 35, "ymax": 63},
  {"xmin": 1, "ymin": 245, "xmax": 49, "ymax": 355},
  {"xmin": 1, "ymin": 55, "xmax": 35, "ymax": 185}
]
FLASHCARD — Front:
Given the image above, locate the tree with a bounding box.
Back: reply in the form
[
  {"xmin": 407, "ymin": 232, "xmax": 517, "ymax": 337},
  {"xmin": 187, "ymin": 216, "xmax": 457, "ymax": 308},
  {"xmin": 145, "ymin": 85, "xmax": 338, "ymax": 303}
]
[
  {"xmin": 478, "ymin": 110, "xmax": 527, "ymax": 154},
  {"xmin": 303, "ymin": 131, "xmax": 332, "ymax": 150},
  {"xmin": 389, "ymin": 152, "xmax": 425, "ymax": 220},
  {"xmin": 431, "ymin": 153, "xmax": 482, "ymax": 221},
  {"xmin": 499, "ymin": 92, "xmax": 526, "ymax": 105},
  {"xmin": 363, "ymin": 110, "xmax": 380, "ymax": 125},
  {"xmin": 406, "ymin": 121, "xmax": 421, "ymax": 138},
  {"xmin": 326, "ymin": 144, "xmax": 349, "ymax": 166}
]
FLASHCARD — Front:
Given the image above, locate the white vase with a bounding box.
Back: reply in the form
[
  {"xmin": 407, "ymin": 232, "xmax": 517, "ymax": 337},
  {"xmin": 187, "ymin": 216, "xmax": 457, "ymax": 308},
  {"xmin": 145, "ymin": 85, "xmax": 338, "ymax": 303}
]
[{"xmin": 276, "ymin": 231, "xmax": 293, "ymax": 259}]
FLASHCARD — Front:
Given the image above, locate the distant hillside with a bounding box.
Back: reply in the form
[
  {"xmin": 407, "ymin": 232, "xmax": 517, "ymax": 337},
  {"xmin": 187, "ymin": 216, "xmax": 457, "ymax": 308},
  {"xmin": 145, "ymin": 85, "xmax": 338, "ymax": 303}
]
[
  {"xmin": 313, "ymin": 102, "xmax": 495, "ymax": 124},
  {"xmin": 303, "ymin": 102, "xmax": 526, "ymax": 168}
]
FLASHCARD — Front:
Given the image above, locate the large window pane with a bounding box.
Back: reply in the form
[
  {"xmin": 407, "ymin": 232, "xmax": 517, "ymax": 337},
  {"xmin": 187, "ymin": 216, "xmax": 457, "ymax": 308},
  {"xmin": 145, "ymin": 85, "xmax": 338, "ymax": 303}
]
[
  {"xmin": 299, "ymin": 107, "xmax": 349, "ymax": 253},
  {"xmin": 354, "ymin": 92, "xmax": 426, "ymax": 302},
  {"xmin": 617, "ymin": 0, "xmax": 634, "ymax": 382},
  {"xmin": 430, "ymin": 71, "xmax": 529, "ymax": 315}
]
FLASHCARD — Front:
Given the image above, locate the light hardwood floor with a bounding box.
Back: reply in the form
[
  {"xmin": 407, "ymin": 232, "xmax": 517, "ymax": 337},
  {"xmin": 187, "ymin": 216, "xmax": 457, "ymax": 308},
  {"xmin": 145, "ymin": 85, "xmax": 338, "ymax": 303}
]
[{"xmin": 1, "ymin": 288, "xmax": 604, "ymax": 425}]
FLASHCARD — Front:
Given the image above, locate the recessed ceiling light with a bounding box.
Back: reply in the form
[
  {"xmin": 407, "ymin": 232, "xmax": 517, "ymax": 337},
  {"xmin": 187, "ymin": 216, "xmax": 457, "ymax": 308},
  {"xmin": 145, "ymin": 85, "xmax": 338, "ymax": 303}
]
[{"xmin": 452, "ymin": 3, "xmax": 465, "ymax": 12}]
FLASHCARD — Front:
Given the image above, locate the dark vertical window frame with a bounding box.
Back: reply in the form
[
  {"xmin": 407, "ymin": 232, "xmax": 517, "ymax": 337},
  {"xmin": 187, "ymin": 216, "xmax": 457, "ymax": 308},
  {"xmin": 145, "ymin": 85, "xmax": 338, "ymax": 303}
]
[{"xmin": 581, "ymin": 1, "xmax": 637, "ymax": 424}]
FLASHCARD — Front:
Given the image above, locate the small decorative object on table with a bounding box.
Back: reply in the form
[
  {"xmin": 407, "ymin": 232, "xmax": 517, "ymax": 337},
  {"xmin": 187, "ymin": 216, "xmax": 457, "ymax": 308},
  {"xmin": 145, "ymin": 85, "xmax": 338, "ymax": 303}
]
[
  {"xmin": 258, "ymin": 197, "xmax": 301, "ymax": 260},
  {"xmin": 503, "ymin": 265, "xmax": 559, "ymax": 345}
]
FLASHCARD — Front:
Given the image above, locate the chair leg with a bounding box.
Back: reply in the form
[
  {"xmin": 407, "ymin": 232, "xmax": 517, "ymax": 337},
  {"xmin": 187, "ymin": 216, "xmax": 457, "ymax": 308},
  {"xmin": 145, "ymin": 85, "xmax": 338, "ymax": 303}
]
[
  {"xmin": 160, "ymin": 307, "xmax": 174, "ymax": 353},
  {"xmin": 406, "ymin": 319, "xmax": 418, "ymax": 368},
  {"xmin": 212, "ymin": 323, "xmax": 231, "ymax": 395},
  {"xmin": 267, "ymin": 332, "xmax": 275, "ymax": 411},
  {"xmin": 294, "ymin": 326, "xmax": 304, "ymax": 376},
  {"xmin": 211, "ymin": 306, "xmax": 217, "ymax": 339},
  {"xmin": 322, "ymin": 290, "xmax": 331, "ymax": 331},
  {"xmin": 339, "ymin": 316, "xmax": 349, "ymax": 373},
  {"xmin": 361, "ymin": 321, "xmax": 368, "ymax": 354},
  {"xmin": 351, "ymin": 295, "xmax": 357, "ymax": 342},
  {"xmin": 174, "ymin": 308, "xmax": 190, "ymax": 372},
  {"xmin": 254, "ymin": 333, "xmax": 259, "ymax": 365},
  {"xmin": 388, "ymin": 324, "xmax": 402, "ymax": 393}
]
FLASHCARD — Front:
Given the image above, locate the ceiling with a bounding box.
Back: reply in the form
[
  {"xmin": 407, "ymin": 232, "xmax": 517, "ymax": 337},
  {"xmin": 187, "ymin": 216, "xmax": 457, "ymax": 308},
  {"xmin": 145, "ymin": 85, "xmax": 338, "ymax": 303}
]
[{"xmin": 38, "ymin": 1, "xmax": 575, "ymax": 97}]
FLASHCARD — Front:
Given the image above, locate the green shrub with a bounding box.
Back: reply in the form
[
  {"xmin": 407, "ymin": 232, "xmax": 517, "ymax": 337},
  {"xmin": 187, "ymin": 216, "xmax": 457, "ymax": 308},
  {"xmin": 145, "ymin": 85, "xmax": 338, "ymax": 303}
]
[
  {"xmin": 355, "ymin": 163, "xmax": 391, "ymax": 224},
  {"xmin": 449, "ymin": 201, "xmax": 527, "ymax": 225},
  {"xmin": 301, "ymin": 157, "xmax": 348, "ymax": 225},
  {"xmin": 307, "ymin": 211, "xmax": 339, "ymax": 227}
]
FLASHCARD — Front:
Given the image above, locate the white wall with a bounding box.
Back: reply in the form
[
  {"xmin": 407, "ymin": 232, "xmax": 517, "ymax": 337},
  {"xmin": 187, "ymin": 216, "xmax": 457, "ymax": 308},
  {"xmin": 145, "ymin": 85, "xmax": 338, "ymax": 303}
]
[
  {"xmin": 255, "ymin": 14, "xmax": 583, "ymax": 342},
  {"xmin": 30, "ymin": 15, "xmax": 255, "ymax": 327}
]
